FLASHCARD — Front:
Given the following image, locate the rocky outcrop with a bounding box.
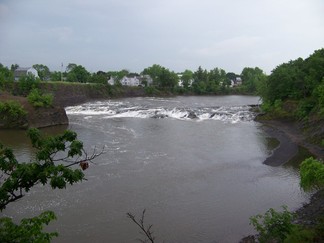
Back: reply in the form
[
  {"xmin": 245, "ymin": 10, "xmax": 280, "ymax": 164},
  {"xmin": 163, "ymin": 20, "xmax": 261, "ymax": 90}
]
[
  {"xmin": 0, "ymin": 93, "xmax": 68, "ymax": 129},
  {"xmin": 40, "ymin": 83, "xmax": 147, "ymax": 107},
  {"xmin": 1, "ymin": 83, "xmax": 150, "ymax": 129},
  {"xmin": 26, "ymin": 106, "xmax": 68, "ymax": 128},
  {"xmin": 187, "ymin": 111, "xmax": 198, "ymax": 119}
]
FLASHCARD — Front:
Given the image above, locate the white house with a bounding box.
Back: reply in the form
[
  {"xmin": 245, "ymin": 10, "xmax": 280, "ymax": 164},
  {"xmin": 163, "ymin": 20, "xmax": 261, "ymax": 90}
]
[
  {"xmin": 120, "ymin": 75, "xmax": 141, "ymax": 86},
  {"xmin": 108, "ymin": 74, "xmax": 153, "ymax": 87},
  {"xmin": 139, "ymin": 75, "xmax": 153, "ymax": 86},
  {"xmin": 14, "ymin": 67, "xmax": 39, "ymax": 81},
  {"xmin": 230, "ymin": 77, "xmax": 242, "ymax": 87}
]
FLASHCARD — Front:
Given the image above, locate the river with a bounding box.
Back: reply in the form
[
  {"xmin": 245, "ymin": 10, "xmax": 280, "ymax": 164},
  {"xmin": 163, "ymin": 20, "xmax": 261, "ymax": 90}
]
[{"xmin": 0, "ymin": 95, "xmax": 310, "ymax": 242}]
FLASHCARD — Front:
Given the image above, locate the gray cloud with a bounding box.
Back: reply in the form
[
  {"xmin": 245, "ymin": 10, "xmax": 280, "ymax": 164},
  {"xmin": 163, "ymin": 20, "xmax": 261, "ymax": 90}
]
[{"xmin": 0, "ymin": 0, "xmax": 323, "ymax": 74}]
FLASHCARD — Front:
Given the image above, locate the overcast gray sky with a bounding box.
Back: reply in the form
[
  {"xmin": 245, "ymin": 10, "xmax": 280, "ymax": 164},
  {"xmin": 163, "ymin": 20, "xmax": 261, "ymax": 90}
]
[{"xmin": 0, "ymin": 0, "xmax": 323, "ymax": 74}]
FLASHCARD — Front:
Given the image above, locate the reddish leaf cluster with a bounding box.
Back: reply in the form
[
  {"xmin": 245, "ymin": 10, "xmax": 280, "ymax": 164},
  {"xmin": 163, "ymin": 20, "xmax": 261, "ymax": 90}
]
[{"xmin": 79, "ymin": 161, "xmax": 89, "ymax": 170}]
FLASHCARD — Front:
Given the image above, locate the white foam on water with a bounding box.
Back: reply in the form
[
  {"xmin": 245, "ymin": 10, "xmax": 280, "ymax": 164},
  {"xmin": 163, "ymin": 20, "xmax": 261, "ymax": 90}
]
[{"xmin": 66, "ymin": 102, "xmax": 256, "ymax": 123}]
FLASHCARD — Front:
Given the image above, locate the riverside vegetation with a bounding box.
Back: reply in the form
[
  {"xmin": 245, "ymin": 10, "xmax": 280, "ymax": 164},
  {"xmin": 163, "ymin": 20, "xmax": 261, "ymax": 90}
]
[
  {"xmin": 0, "ymin": 48, "xmax": 324, "ymax": 242},
  {"xmin": 246, "ymin": 49, "xmax": 324, "ymax": 242}
]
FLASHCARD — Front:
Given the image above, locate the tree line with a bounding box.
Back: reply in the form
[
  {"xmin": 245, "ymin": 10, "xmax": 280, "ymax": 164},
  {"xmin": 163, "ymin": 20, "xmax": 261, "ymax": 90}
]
[
  {"xmin": 258, "ymin": 48, "xmax": 324, "ymax": 120},
  {"xmin": 0, "ymin": 62, "xmax": 267, "ymax": 95},
  {"xmin": 1, "ymin": 48, "xmax": 324, "ymax": 242}
]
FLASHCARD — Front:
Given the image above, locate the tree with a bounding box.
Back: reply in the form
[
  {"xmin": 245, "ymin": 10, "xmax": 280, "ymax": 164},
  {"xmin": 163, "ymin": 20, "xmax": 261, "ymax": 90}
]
[
  {"xmin": 50, "ymin": 71, "xmax": 62, "ymax": 81},
  {"xmin": 191, "ymin": 66, "xmax": 228, "ymax": 94},
  {"xmin": 142, "ymin": 64, "xmax": 164, "ymax": 85},
  {"xmin": 241, "ymin": 67, "xmax": 266, "ymax": 94},
  {"xmin": 181, "ymin": 70, "xmax": 193, "ymax": 90},
  {"xmin": 260, "ymin": 48, "xmax": 324, "ymax": 106},
  {"xmin": 10, "ymin": 64, "xmax": 19, "ymax": 72},
  {"xmin": 226, "ymin": 72, "xmax": 237, "ymax": 81},
  {"xmin": 107, "ymin": 69, "xmax": 129, "ymax": 84},
  {"xmin": 192, "ymin": 66, "xmax": 208, "ymax": 94},
  {"xmin": 193, "ymin": 66, "xmax": 208, "ymax": 84},
  {"xmin": 158, "ymin": 67, "xmax": 178, "ymax": 89},
  {"xmin": 0, "ymin": 128, "xmax": 102, "ymax": 241},
  {"xmin": 66, "ymin": 64, "xmax": 90, "ymax": 83},
  {"xmin": 90, "ymin": 71, "xmax": 108, "ymax": 84},
  {"xmin": 208, "ymin": 68, "xmax": 227, "ymax": 93},
  {"xmin": 66, "ymin": 63, "xmax": 77, "ymax": 73},
  {"xmin": 33, "ymin": 64, "xmax": 50, "ymax": 81},
  {"xmin": 142, "ymin": 65, "xmax": 178, "ymax": 89},
  {"xmin": 0, "ymin": 64, "xmax": 14, "ymax": 91}
]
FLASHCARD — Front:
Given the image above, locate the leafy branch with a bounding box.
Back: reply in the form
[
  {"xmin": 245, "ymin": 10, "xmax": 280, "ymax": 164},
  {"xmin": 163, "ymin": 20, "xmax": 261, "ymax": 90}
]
[{"xmin": 0, "ymin": 128, "xmax": 104, "ymax": 211}]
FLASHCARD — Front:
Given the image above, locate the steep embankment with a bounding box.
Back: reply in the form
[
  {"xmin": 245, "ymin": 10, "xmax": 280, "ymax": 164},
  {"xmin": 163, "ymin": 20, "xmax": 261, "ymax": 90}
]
[
  {"xmin": 39, "ymin": 82, "xmax": 147, "ymax": 107},
  {"xmin": 0, "ymin": 83, "xmax": 147, "ymax": 128},
  {"xmin": 0, "ymin": 92, "xmax": 68, "ymax": 129}
]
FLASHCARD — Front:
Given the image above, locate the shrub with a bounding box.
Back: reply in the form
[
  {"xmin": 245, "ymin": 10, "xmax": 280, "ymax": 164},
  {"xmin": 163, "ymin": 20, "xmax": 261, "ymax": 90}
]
[
  {"xmin": 18, "ymin": 75, "xmax": 40, "ymax": 96},
  {"xmin": 296, "ymin": 99, "xmax": 316, "ymax": 119},
  {"xmin": 250, "ymin": 206, "xmax": 297, "ymax": 243},
  {"xmin": 27, "ymin": 88, "xmax": 53, "ymax": 108},
  {"xmin": 300, "ymin": 157, "xmax": 324, "ymax": 190},
  {"xmin": 260, "ymin": 101, "xmax": 272, "ymax": 113},
  {"xmin": 144, "ymin": 86, "xmax": 160, "ymax": 96},
  {"xmin": 0, "ymin": 74, "xmax": 14, "ymax": 92},
  {"xmin": 0, "ymin": 211, "xmax": 58, "ymax": 242},
  {"xmin": 0, "ymin": 101, "xmax": 27, "ymax": 127}
]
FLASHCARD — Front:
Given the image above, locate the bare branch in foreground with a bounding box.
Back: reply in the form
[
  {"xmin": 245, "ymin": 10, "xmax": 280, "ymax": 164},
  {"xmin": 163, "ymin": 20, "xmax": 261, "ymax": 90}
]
[
  {"xmin": 64, "ymin": 146, "xmax": 105, "ymax": 170},
  {"xmin": 127, "ymin": 209, "xmax": 155, "ymax": 243}
]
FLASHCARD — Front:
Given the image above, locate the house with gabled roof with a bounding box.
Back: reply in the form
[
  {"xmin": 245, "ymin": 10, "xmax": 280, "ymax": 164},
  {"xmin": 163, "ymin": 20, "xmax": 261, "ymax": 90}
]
[
  {"xmin": 107, "ymin": 74, "xmax": 153, "ymax": 87},
  {"xmin": 14, "ymin": 67, "xmax": 39, "ymax": 81}
]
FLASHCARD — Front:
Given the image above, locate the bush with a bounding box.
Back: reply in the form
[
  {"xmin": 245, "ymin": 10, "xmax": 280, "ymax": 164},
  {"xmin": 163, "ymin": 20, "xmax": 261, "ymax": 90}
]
[
  {"xmin": 260, "ymin": 101, "xmax": 272, "ymax": 113},
  {"xmin": 18, "ymin": 75, "xmax": 40, "ymax": 96},
  {"xmin": 250, "ymin": 206, "xmax": 297, "ymax": 243},
  {"xmin": 0, "ymin": 101, "xmax": 27, "ymax": 127},
  {"xmin": 144, "ymin": 86, "xmax": 160, "ymax": 96},
  {"xmin": 27, "ymin": 88, "xmax": 53, "ymax": 108},
  {"xmin": 0, "ymin": 74, "xmax": 14, "ymax": 92},
  {"xmin": 296, "ymin": 99, "xmax": 316, "ymax": 119},
  {"xmin": 300, "ymin": 157, "xmax": 324, "ymax": 190},
  {"xmin": 0, "ymin": 211, "xmax": 58, "ymax": 242}
]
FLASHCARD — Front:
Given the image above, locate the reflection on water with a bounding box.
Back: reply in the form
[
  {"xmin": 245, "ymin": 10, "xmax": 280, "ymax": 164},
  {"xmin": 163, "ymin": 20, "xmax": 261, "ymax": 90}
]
[
  {"xmin": 1, "ymin": 96, "xmax": 311, "ymax": 243},
  {"xmin": 284, "ymin": 146, "xmax": 315, "ymax": 169},
  {"xmin": 0, "ymin": 125, "xmax": 68, "ymax": 161}
]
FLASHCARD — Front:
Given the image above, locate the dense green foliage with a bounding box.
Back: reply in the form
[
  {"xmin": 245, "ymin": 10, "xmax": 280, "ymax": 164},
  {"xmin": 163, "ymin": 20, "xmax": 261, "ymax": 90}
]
[
  {"xmin": 142, "ymin": 64, "xmax": 179, "ymax": 89},
  {"xmin": 0, "ymin": 128, "xmax": 87, "ymax": 210},
  {"xmin": 240, "ymin": 67, "xmax": 267, "ymax": 93},
  {"xmin": 300, "ymin": 157, "xmax": 324, "ymax": 190},
  {"xmin": 250, "ymin": 157, "xmax": 324, "ymax": 242},
  {"xmin": 33, "ymin": 64, "xmax": 51, "ymax": 81},
  {"xmin": 250, "ymin": 205, "xmax": 317, "ymax": 243},
  {"xmin": 250, "ymin": 206, "xmax": 298, "ymax": 242},
  {"xmin": 27, "ymin": 88, "xmax": 53, "ymax": 108},
  {"xmin": 0, "ymin": 64, "xmax": 14, "ymax": 91},
  {"xmin": 0, "ymin": 211, "xmax": 58, "ymax": 243},
  {"xmin": 259, "ymin": 48, "xmax": 324, "ymax": 119},
  {"xmin": 66, "ymin": 63, "xmax": 91, "ymax": 83},
  {"xmin": 17, "ymin": 74, "xmax": 40, "ymax": 96},
  {"xmin": 0, "ymin": 100, "xmax": 27, "ymax": 127},
  {"xmin": 191, "ymin": 66, "xmax": 226, "ymax": 94},
  {"xmin": 1, "ymin": 61, "xmax": 268, "ymax": 97},
  {"xmin": 0, "ymin": 128, "xmax": 100, "ymax": 241}
]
